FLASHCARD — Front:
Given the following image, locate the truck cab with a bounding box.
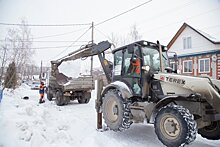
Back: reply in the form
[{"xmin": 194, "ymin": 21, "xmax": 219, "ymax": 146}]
[{"xmin": 111, "ymin": 40, "xmax": 169, "ymax": 99}]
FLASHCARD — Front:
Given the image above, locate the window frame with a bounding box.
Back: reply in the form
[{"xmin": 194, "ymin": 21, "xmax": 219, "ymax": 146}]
[
  {"xmin": 183, "ymin": 36, "xmax": 192, "ymax": 49},
  {"xmin": 113, "ymin": 50, "xmax": 123, "ymax": 76},
  {"xmin": 170, "ymin": 61, "xmax": 176, "ymax": 71},
  {"xmin": 183, "ymin": 60, "xmax": 193, "ymax": 73},
  {"xmin": 198, "ymin": 58, "xmax": 210, "ymax": 73}
]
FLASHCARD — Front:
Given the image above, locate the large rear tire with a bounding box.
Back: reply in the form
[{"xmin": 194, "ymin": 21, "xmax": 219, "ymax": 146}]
[
  {"xmin": 55, "ymin": 90, "xmax": 64, "ymax": 106},
  {"xmin": 78, "ymin": 92, "xmax": 91, "ymax": 104},
  {"xmin": 102, "ymin": 89, "xmax": 132, "ymax": 131},
  {"xmin": 198, "ymin": 121, "xmax": 220, "ymax": 140},
  {"xmin": 154, "ymin": 105, "xmax": 197, "ymax": 147}
]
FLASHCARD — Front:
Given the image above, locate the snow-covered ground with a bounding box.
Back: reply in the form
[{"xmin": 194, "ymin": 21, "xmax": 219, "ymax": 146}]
[{"xmin": 0, "ymin": 84, "xmax": 220, "ymax": 147}]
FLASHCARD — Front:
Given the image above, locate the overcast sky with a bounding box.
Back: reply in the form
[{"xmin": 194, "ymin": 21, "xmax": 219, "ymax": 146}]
[{"xmin": 0, "ymin": 0, "xmax": 220, "ymax": 67}]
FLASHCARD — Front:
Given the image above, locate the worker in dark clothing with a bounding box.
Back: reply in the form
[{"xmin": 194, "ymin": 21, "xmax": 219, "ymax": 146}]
[{"xmin": 39, "ymin": 81, "xmax": 46, "ymax": 104}]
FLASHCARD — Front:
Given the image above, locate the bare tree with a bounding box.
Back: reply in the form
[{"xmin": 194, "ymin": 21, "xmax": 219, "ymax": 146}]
[
  {"xmin": 22, "ymin": 63, "xmax": 38, "ymax": 80},
  {"xmin": 119, "ymin": 35, "xmax": 129, "ymax": 46},
  {"xmin": 0, "ymin": 39, "xmax": 10, "ymax": 84},
  {"xmin": 109, "ymin": 24, "xmax": 142, "ymax": 47},
  {"xmin": 129, "ymin": 24, "xmax": 142, "ymax": 42},
  {"xmin": 109, "ymin": 33, "xmax": 119, "ymax": 48},
  {"xmin": 5, "ymin": 19, "xmax": 35, "ymax": 79}
]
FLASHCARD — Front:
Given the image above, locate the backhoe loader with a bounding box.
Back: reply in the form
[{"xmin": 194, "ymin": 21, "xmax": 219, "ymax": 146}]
[
  {"xmin": 49, "ymin": 40, "xmax": 220, "ymax": 146},
  {"xmin": 94, "ymin": 40, "xmax": 220, "ymax": 147}
]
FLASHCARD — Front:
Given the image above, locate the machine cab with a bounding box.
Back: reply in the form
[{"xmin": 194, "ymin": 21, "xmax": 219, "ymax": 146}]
[{"xmin": 112, "ymin": 40, "xmax": 169, "ymax": 97}]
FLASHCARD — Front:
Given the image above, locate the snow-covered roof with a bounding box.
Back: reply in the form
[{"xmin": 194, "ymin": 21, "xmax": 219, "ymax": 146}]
[{"xmin": 196, "ymin": 29, "xmax": 220, "ymax": 42}]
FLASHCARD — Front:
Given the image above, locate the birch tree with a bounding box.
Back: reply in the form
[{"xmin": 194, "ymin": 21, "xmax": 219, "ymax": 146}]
[{"xmin": 5, "ymin": 19, "xmax": 35, "ymax": 79}]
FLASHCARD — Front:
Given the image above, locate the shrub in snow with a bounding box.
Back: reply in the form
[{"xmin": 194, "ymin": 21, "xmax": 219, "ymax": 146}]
[{"xmin": 4, "ymin": 62, "xmax": 17, "ymax": 89}]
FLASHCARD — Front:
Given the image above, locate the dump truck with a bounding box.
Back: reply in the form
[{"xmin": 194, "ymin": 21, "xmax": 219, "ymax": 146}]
[{"xmin": 47, "ymin": 42, "xmax": 112, "ymax": 106}]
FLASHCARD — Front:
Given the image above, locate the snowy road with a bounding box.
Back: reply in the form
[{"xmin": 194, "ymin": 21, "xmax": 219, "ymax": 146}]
[{"xmin": 0, "ymin": 84, "xmax": 220, "ymax": 147}]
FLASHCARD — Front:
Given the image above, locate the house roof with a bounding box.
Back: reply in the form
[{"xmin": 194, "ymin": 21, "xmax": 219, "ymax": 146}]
[{"xmin": 167, "ymin": 22, "xmax": 220, "ymax": 49}]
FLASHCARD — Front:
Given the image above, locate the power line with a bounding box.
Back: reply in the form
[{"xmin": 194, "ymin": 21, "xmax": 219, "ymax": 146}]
[
  {"xmin": 33, "ymin": 30, "xmax": 79, "ymax": 39},
  {"xmin": 94, "ymin": 0, "xmax": 219, "ymax": 41},
  {"xmin": 0, "ymin": 45, "xmax": 83, "ymax": 50},
  {"xmin": 95, "ymin": 20, "xmax": 220, "ymax": 46},
  {"xmin": 95, "ymin": 0, "xmax": 152, "ymax": 26},
  {"xmin": 159, "ymin": 30, "xmax": 220, "ymax": 44},
  {"xmin": 201, "ymin": 24, "xmax": 220, "ymax": 30},
  {"xmin": 137, "ymin": 0, "xmax": 198, "ymax": 28},
  {"xmin": 33, "ymin": 26, "xmax": 89, "ymax": 39},
  {"xmin": 0, "ymin": 40, "xmax": 89, "ymax": 43},
  {"xmin": 141, "ymin": 6, "xmax": 220, "ymax": 35},
  {"xmin": 52, "ymin": 26, "xmax": 92, "ymax": 60},
  {"xmin": 0, "ymin": 26, "xmax": 90, "ymax": 40},
  {"xmin": 94, "ymin": 27, "xmax": 114, "ymax": 42},
  {"xmin": 0, "ymin": 22, "xmax": 91, "ymax": 27}
]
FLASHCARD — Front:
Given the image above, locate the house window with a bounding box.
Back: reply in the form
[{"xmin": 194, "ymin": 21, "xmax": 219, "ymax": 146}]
[
  {"xmin": 199, "ymin": 58, "xmax": 210, "ymax": 73},
  {"xmin": 183, "ymin": 60, "xmax": 192, "ymax": 73},
  {"xmin": 183, "ymin": 37, "xmax": 192, "ymax": 49},
  {"xmin": 170, "ymin": 62, "xmax": 176, "ymax": 71}
]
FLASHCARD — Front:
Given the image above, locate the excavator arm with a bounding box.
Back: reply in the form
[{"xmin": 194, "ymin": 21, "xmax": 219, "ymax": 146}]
[{"xmin": 51, "ymin": 41, "xmax": 112, "ymax": 83}]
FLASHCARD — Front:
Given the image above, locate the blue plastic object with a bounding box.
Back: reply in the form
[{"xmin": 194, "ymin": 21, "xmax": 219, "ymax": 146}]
[{"xmin": 0, "ymin": 89, "xmax": 3, "ymax": 103}]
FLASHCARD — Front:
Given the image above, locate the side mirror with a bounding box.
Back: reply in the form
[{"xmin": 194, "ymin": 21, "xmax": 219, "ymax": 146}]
[
  {"xmin": 165, "ymin": 67, "xmax": 177, "ymax": 73},
  {"xmin": 165, "ymin": 67, "xmax": 173, "ymax": 73},
  {"xmin": 167, "ymin": 52, "xmax": 178, "ymax": 61},
  {"xmin": 173, "ymin": 54, "xmax": 177, "ymax": 62}
]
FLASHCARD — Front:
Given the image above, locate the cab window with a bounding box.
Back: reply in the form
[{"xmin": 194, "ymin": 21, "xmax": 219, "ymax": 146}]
[
  {"xmin": 142, "ymin": 46, "xmax": 169, "ymax": 72},
  {"xmin": 123, "ymin": 49, "xmax": 132, "ymax": 75},
  {"xmin": 142, "ymin": 47, "xmax": 161, "ymax": 71},
  {"xmin": 113, "ymin": 50, "xmax": 123, "ymax": 75}
]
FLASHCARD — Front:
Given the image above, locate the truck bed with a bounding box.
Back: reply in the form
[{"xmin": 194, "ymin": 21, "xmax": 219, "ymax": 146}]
[{"xmin": 63, "ymin": 76, "xmax": 94, "ymax": 91}]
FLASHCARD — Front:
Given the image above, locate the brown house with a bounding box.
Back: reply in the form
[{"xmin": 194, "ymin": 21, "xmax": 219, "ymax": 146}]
[{"xmin": 168, "ymin": 23, "xmax": 220, "ymax": 79}]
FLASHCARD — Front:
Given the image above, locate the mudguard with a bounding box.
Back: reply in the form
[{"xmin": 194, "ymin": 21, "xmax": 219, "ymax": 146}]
[
  {"xmin": 154, "ymin": 95, "xmax": 186, "ymax": 110},
  {"xmin": 149, "ymin": 95, "xmax": 187, "ymax": 123},
  {"xmin": 101, "ymin": 81, "xmax": 133, "ymax": 99}
]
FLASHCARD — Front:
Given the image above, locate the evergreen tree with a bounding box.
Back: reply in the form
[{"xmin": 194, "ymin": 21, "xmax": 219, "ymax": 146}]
[{"xmin": 4, "ymin": 62, "xmax": 17, "ymax": 89}]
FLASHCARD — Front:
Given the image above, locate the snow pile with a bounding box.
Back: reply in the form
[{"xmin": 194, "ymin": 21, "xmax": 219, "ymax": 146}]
[{"xmin": 0, "ymin": 84, "xmax": 220, "ymax": 147}]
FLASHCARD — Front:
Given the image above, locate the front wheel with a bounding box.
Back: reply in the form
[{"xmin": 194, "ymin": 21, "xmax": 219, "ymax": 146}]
[
  {"xmin": 102, "ymin": 89, "xmax": 132, "ymax": 131},
  {"xmin": 55, "ymin": 90, "xmax": 64, "ymax": 106},
  {"xmin": 198, "ymin": 121, "xmax": 220, "ymax": 140},
  {"xmin": 154, "ymin": 105, "xmax": 197, "ymax": 147}
]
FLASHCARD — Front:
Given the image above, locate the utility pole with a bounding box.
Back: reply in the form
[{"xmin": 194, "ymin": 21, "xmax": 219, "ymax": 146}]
[
  {"xmin": 91, "ymin": 22, "xmax": 94, "ymax": 76},
  {"xmin": 40, "ymin": 60, "xmax": 42, "ymax": 81}
]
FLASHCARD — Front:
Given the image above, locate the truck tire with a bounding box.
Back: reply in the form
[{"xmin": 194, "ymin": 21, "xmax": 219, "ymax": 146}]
[
  {"xmin": 78, "ymin": 92, "xmax": 91, "ymax": 104},
  {"xmin": 63, "ymin": 96, "xmax": 70, "ymax": 105},
  {"xmin": 198, "ymin": 121, "xmax": 220, "ymax": 140},
  {"xmin": 55, "ymin": 90, "xmax": 64, "ymax": 106},
  {"xmin": 102, "ymin": 89, "xmax": 132, "ymax": 131},
  {"xmin": 154, "ymin": 105, "xmax": 197, "ymax": 147},
  {"xmin": 47, "ymin": 87, "xmax": 53, "ymax": 101}
]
